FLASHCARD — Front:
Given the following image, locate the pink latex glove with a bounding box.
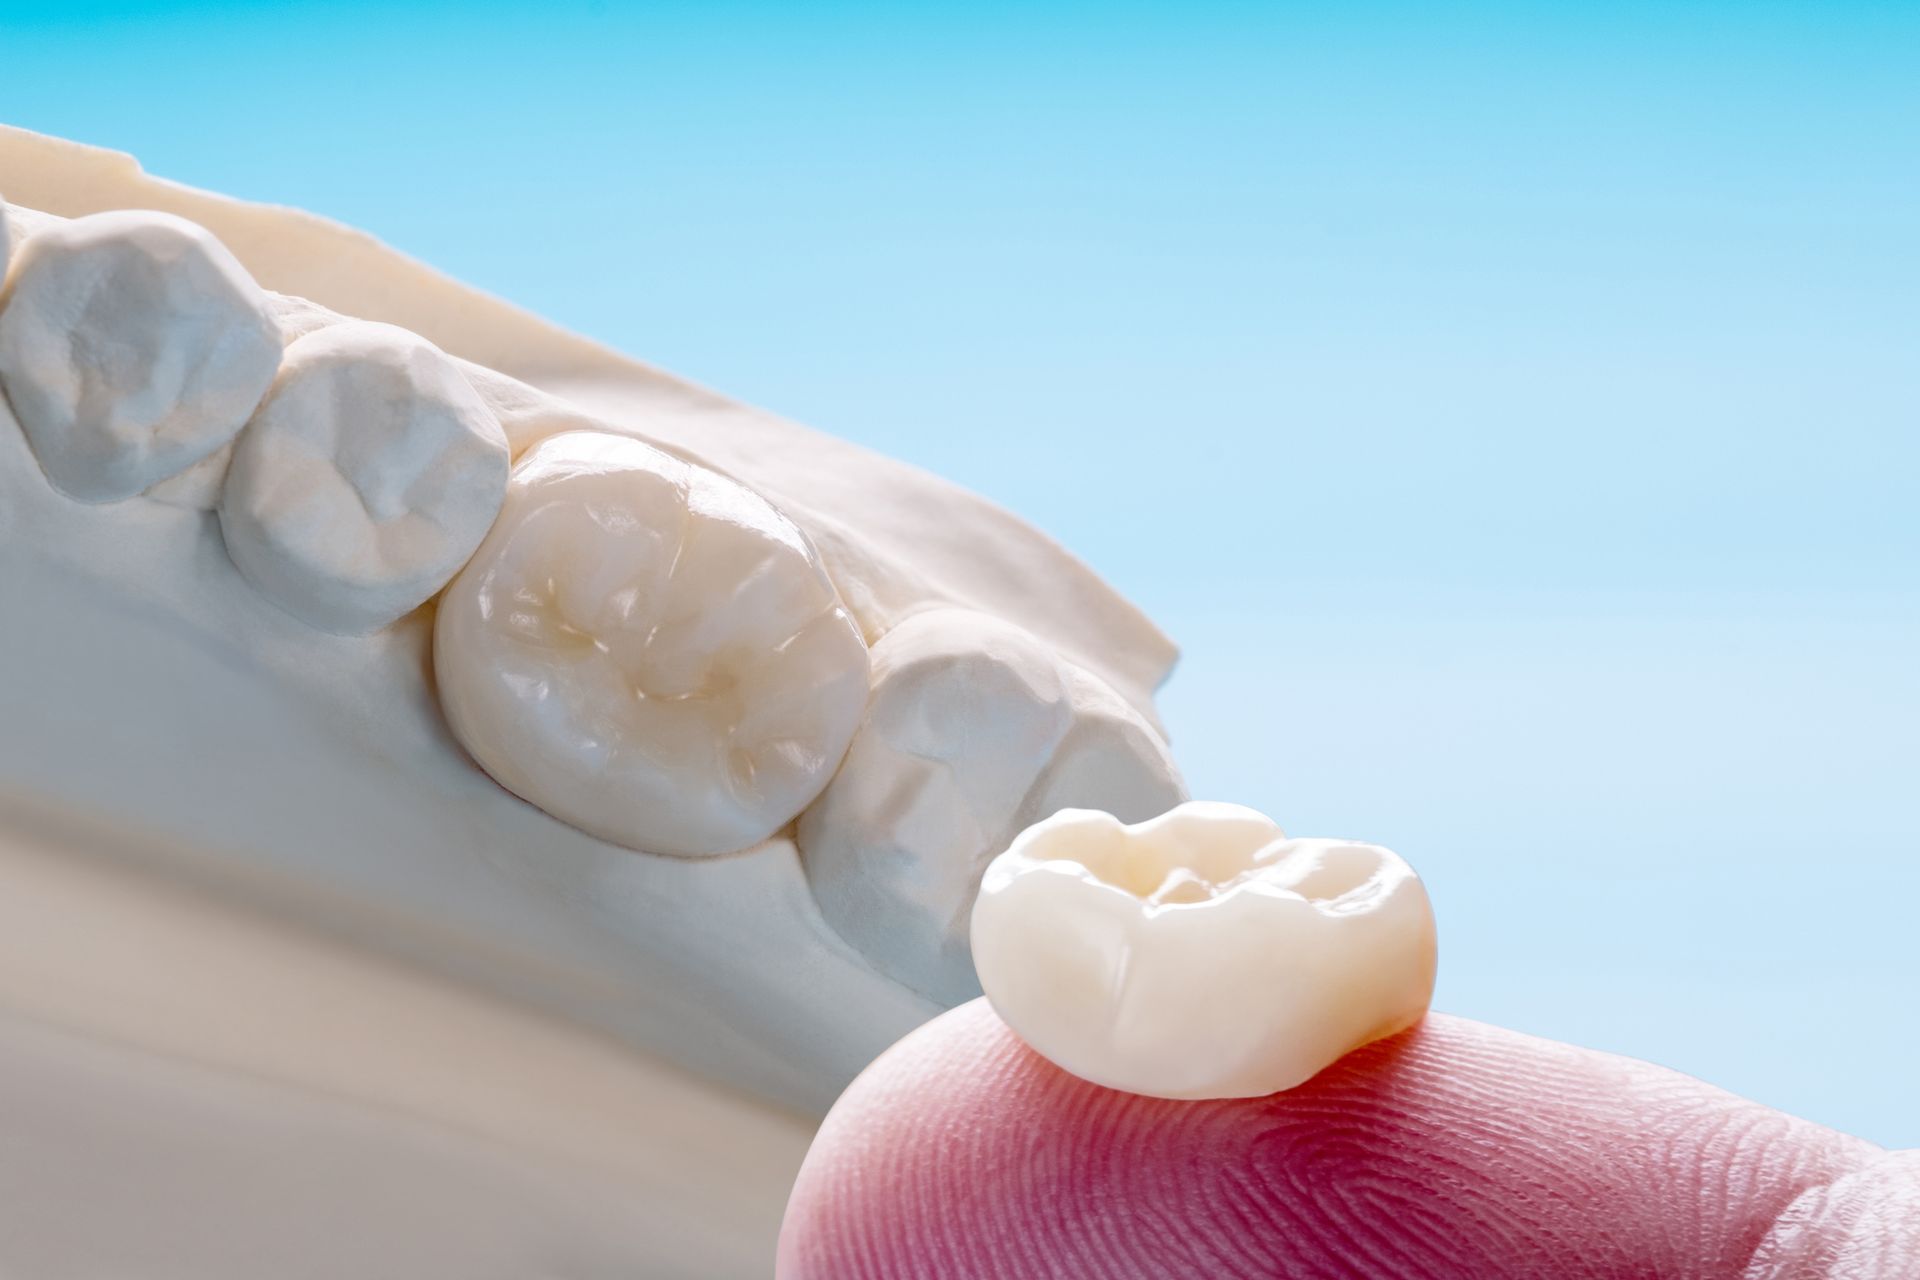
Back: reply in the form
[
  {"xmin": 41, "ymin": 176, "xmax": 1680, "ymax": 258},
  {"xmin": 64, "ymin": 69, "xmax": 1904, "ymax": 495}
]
[{"xmin": 779, "ymin": 1000, "xmax": 1917, "ymax": 1279}]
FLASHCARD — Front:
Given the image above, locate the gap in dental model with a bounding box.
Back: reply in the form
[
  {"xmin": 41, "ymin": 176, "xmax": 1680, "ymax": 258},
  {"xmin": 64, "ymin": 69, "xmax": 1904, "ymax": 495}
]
[{"xmin": 970, "ymin": 801, "xmax": 1438, "ymax": 1101}]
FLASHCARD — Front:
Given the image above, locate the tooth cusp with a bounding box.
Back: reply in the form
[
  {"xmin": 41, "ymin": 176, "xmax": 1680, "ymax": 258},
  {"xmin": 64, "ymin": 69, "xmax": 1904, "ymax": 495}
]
[
  {"xmin": 971, "ymin": 802, "xmax": 1438, "ymax": 1100},
  {"xmin": 435, "ymin": 431, "xmax": 870, "ymax": 858},
  {"xmin": 218, "ymin": 321, "xmax": 510, "ymax": 634},
  {"xmin": 0, "ymin": 209, "xmax": 281, "ymax": 502}
]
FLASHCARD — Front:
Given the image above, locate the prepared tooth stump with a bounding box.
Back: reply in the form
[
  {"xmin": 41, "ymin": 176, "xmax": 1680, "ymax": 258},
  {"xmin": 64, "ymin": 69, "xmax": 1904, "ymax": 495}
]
[
  {"xmin": 970, "ymin": 802, "xmax": 1438, "ymax": 1100},
  {"xmin": 797, "ymin": 608, "xmax": 1188, "ymax": 1008}
]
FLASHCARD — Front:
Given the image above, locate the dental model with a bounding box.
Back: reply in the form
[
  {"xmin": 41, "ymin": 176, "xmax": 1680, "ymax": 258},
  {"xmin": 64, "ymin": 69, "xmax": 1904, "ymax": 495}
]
[
  {"xmin": 971, "ymin": 802, "xmax": 1438, "ymax": 1099},
  {"xmin": 435, "ymin": 430, "xmax": 870, "ymax": 857},
  {"xmin": 799, "ymin": 608, "xmax": 1186, "ymax": 1004},
  {"xmin": 221, "ymin": 321, "xmax": 511, "ymax": 634},
  {"xmin": 0, "ymin": 128, "xmax": 1187, "ymax": 1274},
  {"xmin": 0, "ymin": 181, "xmax": 1184, "ymax": 979},
  {"xmin": 0, "ymin": 208, "xmax": 281, "ymax": 502}
]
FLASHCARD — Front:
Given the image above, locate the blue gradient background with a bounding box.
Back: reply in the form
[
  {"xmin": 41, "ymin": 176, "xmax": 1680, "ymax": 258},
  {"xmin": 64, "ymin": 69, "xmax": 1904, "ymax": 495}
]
[{"xmin": 4, "ymin": 3, "xmax": 1914, "ymax": 1145}]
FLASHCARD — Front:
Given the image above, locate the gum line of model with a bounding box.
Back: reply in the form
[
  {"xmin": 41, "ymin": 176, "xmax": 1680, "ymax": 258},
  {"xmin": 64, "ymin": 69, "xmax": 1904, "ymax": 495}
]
[{"xmin": 0, "ymin": 193, "xmax": 1188, "ymax": 1003}]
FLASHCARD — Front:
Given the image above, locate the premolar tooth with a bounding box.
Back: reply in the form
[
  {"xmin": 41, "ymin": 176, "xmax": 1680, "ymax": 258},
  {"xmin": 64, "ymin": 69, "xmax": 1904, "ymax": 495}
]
[
  {"xmin": 218, "ymin": 321, "xmax": 509, "ymax": 634},
  {"xmin": 0, "ymin": 209, "xmax": 280, "ymax": 502},
  {"xmin": 434, "ymin": 431, "xmax": 871, "ymax": 858},
  {"xmin": 797, "ymin": 609, "xmax": 1187, "ymax": 1005},
  {"xmin": 970, "ymin": 802, "xmax": 1438, "ymax": 1100}
]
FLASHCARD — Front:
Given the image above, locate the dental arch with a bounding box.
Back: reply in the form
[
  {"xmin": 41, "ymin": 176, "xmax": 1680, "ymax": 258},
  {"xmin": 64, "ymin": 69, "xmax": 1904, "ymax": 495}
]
[{"xmin": 0, "ymin": 142, "xmax": 1190, "ymax": 1012}]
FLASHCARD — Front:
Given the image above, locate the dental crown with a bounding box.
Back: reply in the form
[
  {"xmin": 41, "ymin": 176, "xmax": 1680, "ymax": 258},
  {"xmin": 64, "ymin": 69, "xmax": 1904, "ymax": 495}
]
[{"xmin": 971, "ymin": 802, "xmax": 1438, "ymax": 1100}]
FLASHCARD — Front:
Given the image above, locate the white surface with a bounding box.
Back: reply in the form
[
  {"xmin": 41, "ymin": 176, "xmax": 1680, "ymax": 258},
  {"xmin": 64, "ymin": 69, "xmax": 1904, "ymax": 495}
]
[
  {"xmin": 0, "ymin": 209, "xmax": 279, "ymax": 502},
  {"xmin": 220, "ymin": 320, "xmax": 508, "ymax": 634},
  {"xmin": 0, "ymin": 806, "xmax": 805, "ymax": 1278},
  {"xmin": 437, "ymin": 430, "xmax": 870, "ymax": 858},
  {"xmin": 972, "ymin": 802, "xmax": 1437, "ymax": 1100}
]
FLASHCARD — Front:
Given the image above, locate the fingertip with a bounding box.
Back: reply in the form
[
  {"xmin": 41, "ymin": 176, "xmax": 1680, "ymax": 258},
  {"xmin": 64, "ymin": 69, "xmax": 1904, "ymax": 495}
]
[
  {"xmin": 1743, "ymin": 1150, "xmax": 1920, "ymax": 1279},
  {"xmin": 780, "ymin": 1002, "xmax": 1874, "ymax": 1279}
]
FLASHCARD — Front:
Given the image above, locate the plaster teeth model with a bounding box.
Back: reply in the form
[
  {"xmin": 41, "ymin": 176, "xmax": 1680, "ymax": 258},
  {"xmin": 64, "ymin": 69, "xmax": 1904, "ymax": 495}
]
[
  {"xmin": 798, "ymin": 609, "xmax": 1186, "ymax": 1004},
  {"xmin": 435, "ymin": 430, "xmax": 871, "ymax": 858},
  {"xmin": 0, "ymin": 127, "xmax": 1194, "ymax": 1274},
  {"xmin": 971, "ymin": 802, "xmax": 1438, "ymax": 1100},
  {"xmin": 218, "ymin": 321, "xmax": 510, "ymax": 634},
  {"xmin": 0, "ymin": 208, "xmax": 280, "ymax": 502}
]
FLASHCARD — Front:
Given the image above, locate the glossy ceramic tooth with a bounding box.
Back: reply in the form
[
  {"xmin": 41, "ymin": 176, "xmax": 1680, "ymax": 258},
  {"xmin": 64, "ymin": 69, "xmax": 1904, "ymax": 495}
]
[
  {"xmin": 434, "ymin": 430, "xmax": 871, "ymax": 858},
  {"xmin": 0, "ymin": 209, "xmax": 280, "ymax": 503},
  {"xmin": 970, "ymin": 802, "xmax": 1438, "ymax": 1099}
]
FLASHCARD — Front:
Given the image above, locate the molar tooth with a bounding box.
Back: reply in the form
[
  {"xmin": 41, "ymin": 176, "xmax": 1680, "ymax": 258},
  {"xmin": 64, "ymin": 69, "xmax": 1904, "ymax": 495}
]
[
  {"xmin": 218, "ymin": 321, "xmax": 509, "ymax": 634},
  {"xmin": 0, "ymin": 209, "xmax": 280, "ymax": 502},
  {"xmin": 970, "ymin": 802, "xmax": 1438, "ymax": 1100},
  {"xmin": 796, "ymin": 609, "xmax": 1187, "ymax": 1005},
  {"xmin": 434, "ymin": 430, "xmax": 871, "ymax": 858}
]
